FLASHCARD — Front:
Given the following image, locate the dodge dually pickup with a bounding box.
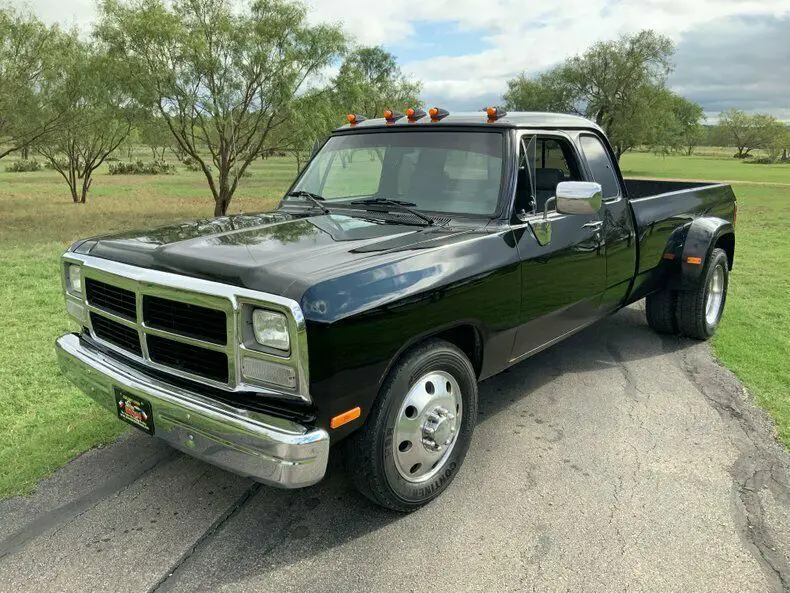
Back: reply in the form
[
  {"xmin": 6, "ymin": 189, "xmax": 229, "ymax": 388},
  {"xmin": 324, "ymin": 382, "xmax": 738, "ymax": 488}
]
[{"xmin": 56, "ymin": 109, "xmax": 736, "ymax": 511}]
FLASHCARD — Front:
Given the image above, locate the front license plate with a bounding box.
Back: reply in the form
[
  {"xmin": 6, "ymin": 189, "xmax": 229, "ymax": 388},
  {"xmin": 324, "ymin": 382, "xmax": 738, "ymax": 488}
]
[{"xmin": 114, "ymin": 389, "xmax": 155, "ymax": 435}]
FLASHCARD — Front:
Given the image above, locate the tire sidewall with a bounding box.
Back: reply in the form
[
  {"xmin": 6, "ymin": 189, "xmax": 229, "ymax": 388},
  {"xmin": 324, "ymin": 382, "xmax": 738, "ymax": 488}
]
[
  {"xmin": 701, "ymin": 249, "xmax": 729, "ymax": 335},
  {"xmin": 378, "ymin": 346, "xmax": 477, "ymax": 506}
]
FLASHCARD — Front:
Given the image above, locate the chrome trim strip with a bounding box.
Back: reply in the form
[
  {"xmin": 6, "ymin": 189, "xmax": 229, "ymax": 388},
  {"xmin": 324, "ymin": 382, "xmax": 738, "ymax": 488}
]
[
  {"xmin": 141, "ymin": 324, "xmax": 229, "ymax": 352},
  {"xmin": 56, "ymin": 333, "xmax": 328, "ymax": 488},
  {"xmin": 62, "ymin": 253, "xmax": 311, "ymax": 403}
]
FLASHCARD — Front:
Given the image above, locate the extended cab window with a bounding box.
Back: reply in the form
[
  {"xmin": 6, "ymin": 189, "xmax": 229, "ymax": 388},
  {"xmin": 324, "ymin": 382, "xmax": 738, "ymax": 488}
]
[
  {"xmin": 294, "ymin": 131, "xmax": 505, "ymax": 216},
  {"xmin": 579, "ymin": 135, "xmax": 620, "ymax": 198},
  {"xmin": 515, "ymin": 135, "xmax": 583, "ymax": 215}
]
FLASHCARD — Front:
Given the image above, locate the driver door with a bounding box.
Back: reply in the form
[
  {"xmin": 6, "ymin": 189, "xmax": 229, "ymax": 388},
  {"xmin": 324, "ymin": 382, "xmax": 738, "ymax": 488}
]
[{"xmin": 510, "ymin": 133, "xmax": 606, "ymax": 361}]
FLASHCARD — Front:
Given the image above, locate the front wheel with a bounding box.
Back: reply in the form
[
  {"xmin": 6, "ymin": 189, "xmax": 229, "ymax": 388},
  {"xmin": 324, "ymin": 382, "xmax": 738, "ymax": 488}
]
[
  {"xmin": 677, "ymin": 247, "xmax": 729, "ymax": 340},
  {"xmin": 344, "ymin": 339, "xmax": 478, "ymax": 512}
]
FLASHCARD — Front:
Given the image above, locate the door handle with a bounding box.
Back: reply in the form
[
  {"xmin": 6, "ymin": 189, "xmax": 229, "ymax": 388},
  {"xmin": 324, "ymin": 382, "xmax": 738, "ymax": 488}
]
[{"xmin": 582, "ymin": 221, "xmax": 603, "ymax": 229}]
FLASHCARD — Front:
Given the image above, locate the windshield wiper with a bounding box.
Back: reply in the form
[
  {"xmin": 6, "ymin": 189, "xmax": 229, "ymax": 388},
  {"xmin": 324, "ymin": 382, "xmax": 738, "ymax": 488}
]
[
  {"xmin": 284, "ymin": 190, "xmax": 330, "ymax": 214},
  {"xmin": 348, "ymin": 197, "xmax": 434, "ymax": 226}
]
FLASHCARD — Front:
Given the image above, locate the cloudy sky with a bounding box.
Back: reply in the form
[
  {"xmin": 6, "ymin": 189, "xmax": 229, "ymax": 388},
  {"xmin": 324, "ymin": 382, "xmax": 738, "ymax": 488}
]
[{"xmin": 15, "ymin": 0, "xmax": 790, "ymax": 120}]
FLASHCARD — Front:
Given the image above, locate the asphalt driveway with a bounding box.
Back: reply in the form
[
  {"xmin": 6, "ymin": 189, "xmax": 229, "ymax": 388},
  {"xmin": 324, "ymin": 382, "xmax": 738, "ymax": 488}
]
[{"xmin": 1, "ymin": 304, "xmax": 788, "ymax": 593}]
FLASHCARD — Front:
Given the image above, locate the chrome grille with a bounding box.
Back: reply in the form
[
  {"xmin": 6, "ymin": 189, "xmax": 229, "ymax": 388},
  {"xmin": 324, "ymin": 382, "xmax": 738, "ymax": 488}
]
[
  {"xmin": 62, "ymin": 254, "xmax": 312, "ymax": 402},
  {"xmin": 90, "ymin": 313, "xmax": 142, "ymax": 356},
  {"xmin": 147, "ymin": 335, "xmax": 229, "ymax": 382},
  {"xmin": 143, "ymin": 295, "xmax": 227, "ymax": 345},
  {"xmin": 86, "ymin": 278, "xmax": 137, "ymax": 320}
]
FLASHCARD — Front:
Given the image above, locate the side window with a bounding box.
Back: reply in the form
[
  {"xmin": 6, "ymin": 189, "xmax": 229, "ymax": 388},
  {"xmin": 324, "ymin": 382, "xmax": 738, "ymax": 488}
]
[
  {"xmin": 579, "ymin": 135, "xmax": 620, "ymax": 198},
  {"xmin": 515, "ymin": 135, "xmax": 585, "ymax": 216},
  {"xmin": 532, "ymin": 136, "xmax": 583, "ymax": 214}
]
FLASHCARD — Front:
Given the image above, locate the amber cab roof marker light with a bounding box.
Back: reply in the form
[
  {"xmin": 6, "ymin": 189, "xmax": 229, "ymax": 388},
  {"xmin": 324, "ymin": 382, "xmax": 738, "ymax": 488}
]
[
  {"xmin": 346, "ymin": 113, "xmax": 366, "ymax": 126},
  {"xmin": 330, "ymin": 407, "xmax": 361, "ymax": 429},
  {"xmin": 428, "ymin": 107, "xmax": 449, "ymax": 121},
  {"xmin": 485, "ymin": 106, "xmax": 507, "ymax": 122},
  {"xmin": 405, "ymin": 107, "xmax": 426, "ymax": 122},
  {"xmin": 383, "ymin": 109, "xmax": 405, "ymax": 123}
]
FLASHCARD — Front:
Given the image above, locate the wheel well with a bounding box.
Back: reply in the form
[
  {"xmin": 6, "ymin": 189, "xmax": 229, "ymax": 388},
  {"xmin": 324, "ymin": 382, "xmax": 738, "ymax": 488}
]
[
  {"xmin": 715, "ymin": 233, "xmax": 735, "ymax": 270},
  {"xmin": 433, "ymin": 325, "xmax": 484, "ymax": 379}
]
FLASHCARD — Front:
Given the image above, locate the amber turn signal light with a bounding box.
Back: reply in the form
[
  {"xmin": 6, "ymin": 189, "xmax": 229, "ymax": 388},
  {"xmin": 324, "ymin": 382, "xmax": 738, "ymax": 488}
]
[
  {"xmin": 331, "ymin": 407, "xmax": 361, "ymax": 429},
  {"xmin": 686, "ymin": 256, "xmax": 702, "ymax": 265}
]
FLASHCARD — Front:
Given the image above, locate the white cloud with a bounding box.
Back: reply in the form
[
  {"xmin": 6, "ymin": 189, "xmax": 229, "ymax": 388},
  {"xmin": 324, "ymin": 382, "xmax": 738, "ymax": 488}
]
[{"xmin": 14, "ymin": 0, "xmax": 790, "ymax": 114}]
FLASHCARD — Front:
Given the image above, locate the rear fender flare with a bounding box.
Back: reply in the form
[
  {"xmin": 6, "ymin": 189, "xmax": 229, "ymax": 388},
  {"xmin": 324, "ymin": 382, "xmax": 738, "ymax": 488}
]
[{"xmin": 673, "ymin": 217, "xmax": 733, "ymax": 289}]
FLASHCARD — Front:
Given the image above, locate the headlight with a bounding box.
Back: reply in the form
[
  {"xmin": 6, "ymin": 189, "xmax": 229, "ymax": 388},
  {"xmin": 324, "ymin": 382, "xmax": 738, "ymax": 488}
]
[
  {"xmin": 67, "ymin": 264, "xmax": 82, "ymax": 294},
  {"xmin": 252, "ymin": 309, "xmax": 290, "ymax": 351}
]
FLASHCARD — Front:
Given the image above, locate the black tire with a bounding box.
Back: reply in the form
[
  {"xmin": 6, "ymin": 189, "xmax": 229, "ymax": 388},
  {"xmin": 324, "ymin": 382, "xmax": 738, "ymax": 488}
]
[
  {"xmin": 677, "ymin": 248, "xmax": 729, "ymax": 340},
  {"xmin": 344, "ymin": 339, "xmax": 478, "ymax": 512},
  {"xmin": 645, "ymin": 288, "xmax": 678, "ymax": 334}
]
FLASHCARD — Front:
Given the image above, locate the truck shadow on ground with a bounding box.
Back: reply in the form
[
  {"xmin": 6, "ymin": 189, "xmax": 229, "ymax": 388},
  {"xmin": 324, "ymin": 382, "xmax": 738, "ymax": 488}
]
[{"xmin": 148, "ymin": 304, "xmax": 701, "ymax": 588}]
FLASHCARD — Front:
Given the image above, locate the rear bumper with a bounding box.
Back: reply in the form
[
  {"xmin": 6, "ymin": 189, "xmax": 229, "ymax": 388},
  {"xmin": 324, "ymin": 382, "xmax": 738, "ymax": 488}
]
[{"xmin": 56, "ymin": 333, "xmax": 329, "ymax": 488}]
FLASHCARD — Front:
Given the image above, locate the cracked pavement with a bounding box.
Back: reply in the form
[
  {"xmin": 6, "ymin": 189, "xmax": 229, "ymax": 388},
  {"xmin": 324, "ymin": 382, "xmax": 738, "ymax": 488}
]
[{"xmin": 1, "ymin": 304, "xmax": 788, "ymax": 592}]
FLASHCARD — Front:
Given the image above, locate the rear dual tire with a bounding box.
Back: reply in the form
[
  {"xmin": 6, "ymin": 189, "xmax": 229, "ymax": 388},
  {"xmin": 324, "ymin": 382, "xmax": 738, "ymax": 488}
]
[{"xmin": 646, "ymin": 247, "xmax": 729, "ymax": 340}]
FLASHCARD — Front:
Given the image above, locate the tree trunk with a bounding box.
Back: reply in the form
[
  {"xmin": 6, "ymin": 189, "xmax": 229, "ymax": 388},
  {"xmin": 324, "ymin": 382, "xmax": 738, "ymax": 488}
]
[
  {"xmin": 22, "ymin": 146, "xmax": 29, "ymax": 160},
  {"xmin": 214, "ymin": 195, "xmax": 231, "ymax": 217}
]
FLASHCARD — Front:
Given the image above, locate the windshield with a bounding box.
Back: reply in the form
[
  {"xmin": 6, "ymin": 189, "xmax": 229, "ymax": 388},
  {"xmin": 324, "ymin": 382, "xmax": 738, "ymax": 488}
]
[{"xmin": 292, "ymin": 130, "xmax": 505, "ymax": 216}]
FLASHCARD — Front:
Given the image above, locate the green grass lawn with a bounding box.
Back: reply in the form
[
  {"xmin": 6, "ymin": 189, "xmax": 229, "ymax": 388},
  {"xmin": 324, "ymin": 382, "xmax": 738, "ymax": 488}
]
[{"xmin": 0, "ymin": 149, "xmax": 787, "ymax": 499}]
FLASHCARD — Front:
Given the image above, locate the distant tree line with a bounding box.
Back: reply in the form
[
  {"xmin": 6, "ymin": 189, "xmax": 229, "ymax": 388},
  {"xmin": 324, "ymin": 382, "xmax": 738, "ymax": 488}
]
[{"xmin": 502, "ymin": 30, "xmax": 789, "ymax": 163}]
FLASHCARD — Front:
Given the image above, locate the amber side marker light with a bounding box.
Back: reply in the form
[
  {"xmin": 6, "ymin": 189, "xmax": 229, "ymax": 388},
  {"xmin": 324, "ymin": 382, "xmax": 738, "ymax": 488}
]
[
  {"xmin": 383, "ymin": 109, "xmax": 404, "ymax": 123},
  {"xmin": 486, "ymin": 106, "xmax": 507, "ymax": 122},
  {"xmin": 331, "ymin": 407, "xmax": 361, "ymax": 429},
  {"xmin": 406, "ymin": 107, "xmax": 426, "ymax": 122},
  {"xmin": 429, "ymin": 107, "xmax": 449, "ymax": 121},
  {"xmin": 662, "ymin": 253, "xmax": 676, "ymax": 260},
  {"xmin": 686, "ymin": 256, "xmax": 703, "ymax": 265},
  {"xmin": 346, "ymin": 113, "xmax": 366, "ymax": 125}
]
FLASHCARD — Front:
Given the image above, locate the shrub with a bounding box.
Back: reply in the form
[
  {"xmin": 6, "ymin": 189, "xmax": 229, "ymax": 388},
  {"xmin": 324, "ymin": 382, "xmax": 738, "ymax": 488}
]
[
  {"xmin": 182, "ymin": 156, "xmax": 202, "ymax": 172},
  {"xmin": 746, "ymin": 157, "xmax": 790, "ymax": 165},
  {"xmin": 108, "ymin": 160, "xmax": 176, "ymax": 175},
  {"xmin": 5, "ymin": 159, "xmax": 42, "ymax": 173},
  {"xmin": 181, "ymin": 156, "xmax": 251, "ymax": 176}
]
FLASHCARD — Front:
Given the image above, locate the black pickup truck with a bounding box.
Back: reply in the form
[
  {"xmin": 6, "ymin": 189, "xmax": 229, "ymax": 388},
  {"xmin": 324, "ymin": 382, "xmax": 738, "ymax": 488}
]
[{"xmin": 56, "ymin": 110, "xmax": 736, "ymax": 511}]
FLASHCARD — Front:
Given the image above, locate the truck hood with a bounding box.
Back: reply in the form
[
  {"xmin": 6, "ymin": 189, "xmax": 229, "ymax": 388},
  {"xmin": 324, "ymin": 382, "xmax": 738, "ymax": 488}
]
[{"xmin": 74, "ymin": 212, "xmax": 483, "ymax": 316}]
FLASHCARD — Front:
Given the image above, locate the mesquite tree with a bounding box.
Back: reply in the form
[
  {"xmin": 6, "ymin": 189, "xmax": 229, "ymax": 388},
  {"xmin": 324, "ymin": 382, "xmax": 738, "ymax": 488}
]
[
  {"xmin": 0, "ymin": 8, "xmax": 64, "ymax": 160},
  {"xmin": 36, "ymin": 43, "xmax": 133, "ymax": 203},
  {"xmin": 98, "ymin": 0, "xmax": 346, "ymax": 216}
]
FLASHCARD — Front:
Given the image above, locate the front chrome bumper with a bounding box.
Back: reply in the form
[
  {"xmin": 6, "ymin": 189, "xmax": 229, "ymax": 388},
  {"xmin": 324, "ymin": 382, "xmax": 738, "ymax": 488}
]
[{"xmin": 56, "ymin": 333, "xmax": 329, "ymax": 488}]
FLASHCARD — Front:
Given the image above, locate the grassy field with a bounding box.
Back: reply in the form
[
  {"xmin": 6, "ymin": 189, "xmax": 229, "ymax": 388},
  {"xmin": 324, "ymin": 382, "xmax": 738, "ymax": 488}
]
[
  {"xmin": 0, "ymin": 149, "xmax": 788, "ymax": 498},
  {"xmin": 620, "ymin": 152, "xmax": 790, "ymax": 446},
  {"xmin": 0, "ymin": 155, "xmax": 288, "ymax": 498}
]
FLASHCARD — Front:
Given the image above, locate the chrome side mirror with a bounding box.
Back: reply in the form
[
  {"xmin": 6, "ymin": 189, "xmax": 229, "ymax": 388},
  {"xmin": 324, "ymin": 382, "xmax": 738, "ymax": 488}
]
[{"xmin": 555, "ymin": 181, "xmax": 603, "ymax": 216}]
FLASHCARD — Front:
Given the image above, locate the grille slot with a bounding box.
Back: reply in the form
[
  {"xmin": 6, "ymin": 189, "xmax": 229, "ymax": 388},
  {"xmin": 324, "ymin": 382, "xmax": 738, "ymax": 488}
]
[
  {"xmin": 86, "ymin": 278, "xmax": 137, "ymax": 320},
  {"xmin": 143, "ymin": 296, "xmax": 227, "ymax": 345},
  {"xmin": 147, "ymin": 335, "xmax": 229, "ymax": 383},
  {"xmin": 91, "ymin": 313, "xmax": 142, "ymax": 356}
]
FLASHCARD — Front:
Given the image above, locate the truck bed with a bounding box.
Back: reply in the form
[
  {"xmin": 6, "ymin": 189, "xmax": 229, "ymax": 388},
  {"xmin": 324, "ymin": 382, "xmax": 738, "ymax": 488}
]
[
  {"xmin": 623, "ymin": 178, "xmax": 737, "ymax": 301},
  {"xmin": 624, "ymin": 178, "xmax": 715, "ymax": 200}
]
